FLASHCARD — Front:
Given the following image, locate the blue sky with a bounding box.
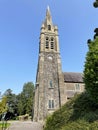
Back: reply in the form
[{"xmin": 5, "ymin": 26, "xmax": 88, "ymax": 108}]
[{"xmin": 0, "ymin": 0, "xmax": 97, "ymax": 94}]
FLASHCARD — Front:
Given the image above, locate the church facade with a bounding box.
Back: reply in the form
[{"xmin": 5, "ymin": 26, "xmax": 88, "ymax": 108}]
[{"xmin": 33, "ymin": 7, "xmax": 84, "ymax": 122}]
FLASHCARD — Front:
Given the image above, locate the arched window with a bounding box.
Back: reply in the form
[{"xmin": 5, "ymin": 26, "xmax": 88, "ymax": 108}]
[
  {"xmin": 46, "ymin": 37, "xmax": 49, "ymax": 49},
  {"xmin": 51, "ymin": 37, "xmax": 54, "ymax": 49},
  {"xmin": 51, "ymin": 42, "xmax": 54, "ymax": 49},
  {"xmin": 51, "ymin": 37, "xmax": 54, "ymax": 41},
  {"xmin": 48, "ymin": 25, "xmax": 51, "ymax": 30},
  {"xmin": 49, "ymin": 80, "xmax": 54, "ymax": 88},
  {"xmin": 46, "ymin": 37, "xmax": 49, "ymax": 40}
]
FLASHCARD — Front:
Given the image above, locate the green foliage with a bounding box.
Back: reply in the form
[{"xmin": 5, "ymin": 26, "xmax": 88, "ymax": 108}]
[
  {"xmin": 0, "ymin": 123, "xmax": 10, "ymax": 127},
  {"xmin": 4, "ymin": 89, "xmax": 18, "ymax": 118},
  {"xmin": 2, "ymin": 82, "xmax": 34, "ymax": 120},
  {"xmin": 44, "ymin": 95, "xmax": 77, "ymax": 130},
  {"xmin": 17, "ymin": 82, "xmax": 34, "ymax": 116},
  {"xmin": 90, "ymin": 122, "xmax": 98, "ymax": 130},
  {"xmin": 61, "ymin": 120, "xmax": 89, "ymax": 130},
  {"xmin": 0, "ymin": 96, "xmax": 7, "ymax": 114},
  {"xmin": 93, "ymin": 0, "xmax": 98, "ymax": 7},
  {"xmin": 44, "ymin": 93, "xmax": 98, "ymax": 130},
  {"xmin": 84, "ymin": 37, "xmax": 98, "ymax": 103}
]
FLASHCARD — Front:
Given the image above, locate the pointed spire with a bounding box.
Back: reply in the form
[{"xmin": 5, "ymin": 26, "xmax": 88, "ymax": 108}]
[
  {"xmin": 47, "ymin": 5, "xmax": 50, "ymax": 12},
  {"xmin": 45, "ymin": 6, "xmax": 52, "ymax": 25},
  {"xmin": 46, "ymin": 6, "xmax": 51, "ymax": 21}
]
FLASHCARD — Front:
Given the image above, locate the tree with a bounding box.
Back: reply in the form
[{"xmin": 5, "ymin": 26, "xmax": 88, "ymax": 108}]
[
  {"xmin": 93, "ymin": 0, "xmax": 98, "ymax": 7},
  {"xmin": 84, "ymin": 30, "xmax": 98, "ymax": 103},
  {"xmin": 17, "ymin": 82, "xmax": 34, "ymax": 116},
  {"xmin": 0, "ymin": 96, "xmax": 7, "ymax": 115},
  {"xmin": 17, "ymin": 94, "xmax": 24, "ymax": 115},
  {"xmin": 4, "ymin": 89, "xmax": 18, "ymax": 119},
  {"xmin": 2, "ymin": 82, "xmax": 34, "ymax": 119}
]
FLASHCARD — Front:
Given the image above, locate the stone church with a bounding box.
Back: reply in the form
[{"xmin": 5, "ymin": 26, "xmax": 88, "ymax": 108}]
[{"xmin": 33, "ymin": 7, "xmax": 84, "ymax": 122}]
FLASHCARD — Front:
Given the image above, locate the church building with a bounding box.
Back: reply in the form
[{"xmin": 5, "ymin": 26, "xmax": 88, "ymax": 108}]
[{"xmin": 33, "ymin": 7, "xmax": 84, "ymax": 122}]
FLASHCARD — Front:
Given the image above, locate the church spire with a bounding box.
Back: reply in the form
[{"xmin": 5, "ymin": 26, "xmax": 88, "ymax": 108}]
[
  {"xmin": 44, "ymin": 6, "xmax": 53, "ymax": 25},
  {"xmin": 33, "ymin": 6, "xmax": 63, "ymax": 122},
  {"xmin": 46, "ymin": 6, "xmax": 51, "ymax": 18}
]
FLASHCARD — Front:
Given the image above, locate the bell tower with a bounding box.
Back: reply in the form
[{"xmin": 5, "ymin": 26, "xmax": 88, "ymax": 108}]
[
  {"xmin": 39, "ymin": 6, "xmax": 60, "ymax": 53},
  {"xmin": 33, "ymin": 6, "xmax": 64, "ymax": 122}
]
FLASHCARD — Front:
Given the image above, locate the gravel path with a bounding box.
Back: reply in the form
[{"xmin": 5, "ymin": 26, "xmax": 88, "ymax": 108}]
[{"xmin": 8, "ymin": 121, "xmax": 43, "ymax": 130}]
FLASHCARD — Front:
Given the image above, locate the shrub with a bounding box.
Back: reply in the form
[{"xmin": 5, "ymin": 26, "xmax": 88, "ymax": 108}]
[
  {"xmin": 90, "ymin": 121, "xmax": 98, "ymax": 130},
  {"xmin": 61, "ymin": 120, "xmax": 89, "ymax": 130},
  {"xmin": 44, "ymin": 93, "xmax": 98, "ymax": 130}
]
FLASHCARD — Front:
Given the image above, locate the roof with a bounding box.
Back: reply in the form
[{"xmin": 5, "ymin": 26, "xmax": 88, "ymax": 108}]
[{"xmin": 63, "ymin": 72, "xmax": 83, "ymax": 83}]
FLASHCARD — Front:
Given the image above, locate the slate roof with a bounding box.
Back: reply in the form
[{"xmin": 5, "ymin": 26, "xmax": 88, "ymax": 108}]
[{"xmin": 63, "ymin": 72, "xmax": 83, "ymax": 83}]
